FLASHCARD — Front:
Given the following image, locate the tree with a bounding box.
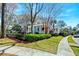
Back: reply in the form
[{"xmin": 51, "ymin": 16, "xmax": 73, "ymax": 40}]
[
  {"xmin": 68, "ymin": 26, "xmax": 72, "ymax": 34},
  {"xmin": 71, "ymin": 27, "xmax": 77, "ymax": 35},
  {"xmin": 5, "ymin": 3, "xmax": 17, "ymax": 31},
  {"xmin": 16, "ymin": 14, "xmax": 30, "ymax": 33},
  {"xmin": 76, "ymin": 24, "xmax": 79, "ymax": 28},
  {"xmin": 42, "ymin": 4, "xmax": 63, "ymax": 33},
  {"xmin": 25, "ymin": 3, "xmax": 43, "ymax": 33},
  {"xmin": 50, "ymin": 19, "xmax": 57, "ymax": 32},
  {"xmin": 73, "ymin": 27, "xmax": 77, "ymax": 31},
  {"xmin": 58, "ymin": 20, "xmax": 66, "ymax": 28},
  {"xmin": 0, "ymin": 3, "xmax": 17, "ymax": 38},
  {"xmin": 59, "ymin": 28, "xmax": 69, "ymax": 36},
  {"xmin": 0, "ymin": 4, "xmax": 2, "ymax": 16},
  {"xmin": 1, "ymin": 3, "xmax": 5, "ymax": 38}
]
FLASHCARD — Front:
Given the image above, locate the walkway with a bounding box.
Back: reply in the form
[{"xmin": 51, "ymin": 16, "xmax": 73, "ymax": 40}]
[
  {"xmin": 57, "ymin": 37, "xmax": 75, "ymax": 56},
  {"xmin": 0, "ymin": 45, "xmax": 55, "ymax": 56}
]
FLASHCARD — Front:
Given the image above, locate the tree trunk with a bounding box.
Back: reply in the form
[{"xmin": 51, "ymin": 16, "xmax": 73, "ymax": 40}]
[
  {"xmin": 53, "ymin": 23, "xmax": 55, "ymax": 33},
  {"xmin": 31, "ymin": 22, "xmax": 33, "ymax": 34},
  {"xmin": 1, "ymin": 3, "xmax": 5, "ymax": 38}
]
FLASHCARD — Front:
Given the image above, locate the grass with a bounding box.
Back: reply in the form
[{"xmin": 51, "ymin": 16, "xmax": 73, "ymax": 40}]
[
  {"xmin": 0, "ymin": 36, "xmax": 63, "ymax": 54},
  {"xmin": 67, "ymin": 36, "xmax": 76, "ymax": 43},
  {"xmin": 67, "ymin": 35, "xmax": 79, "ymax": 56},
  {"xmin": 71, "ymin": 46, "xmax": 79, "ymax": 56},
  {"xmin": 0, "ymin": 38, "xmax": 16, "ymax": 46},
  {"xmin": 16, "ymin": 36, "xmax": 63, "ymax": 54}
]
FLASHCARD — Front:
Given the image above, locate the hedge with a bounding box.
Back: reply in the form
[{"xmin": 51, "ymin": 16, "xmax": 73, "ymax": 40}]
[
  {"xmin": 15, "ymin": 33, "xmax": 24, "ymax": 40},
  {"xmin": 24, "ymin": 34, "xmax": 52, "ymax": 42}
]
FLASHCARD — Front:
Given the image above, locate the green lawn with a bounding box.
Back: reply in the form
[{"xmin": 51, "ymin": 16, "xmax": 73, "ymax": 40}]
[
  {"xmin": 67, "ymin": 36, "xmax": 76, "ymax": 43},
  {"xmin": 0, "ymin": 36, "xmax": 63, "ymax": 54},
  {"xmin": 67, "ymin": 35, "xmax": 79, "ymax": 56},
  {"xmin": 16, "ymin": 36, "xmax": 63, "ymax": 54},
  {"xmin": 71, "ymin": 46, "xmax": 79, "ymax": 56}
]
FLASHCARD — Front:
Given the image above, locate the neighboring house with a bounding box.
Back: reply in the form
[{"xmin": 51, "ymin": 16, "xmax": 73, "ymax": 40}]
[{"xmin": 28, "ymin": 19, "xmax": 60, "ymax": 34}]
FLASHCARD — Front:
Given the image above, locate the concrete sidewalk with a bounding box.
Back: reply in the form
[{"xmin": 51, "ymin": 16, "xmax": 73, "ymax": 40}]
[
  {"xmin": 0, "ymin": 45, "xmax": 56, "ymax": 56},
  {"xmin": 57, "ymin": 37, "xmax": 75, "ymax": 56}
]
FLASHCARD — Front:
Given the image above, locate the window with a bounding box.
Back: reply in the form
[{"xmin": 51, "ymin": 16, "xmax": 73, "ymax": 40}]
[
  {"xmin": 37, "ymin": 27, "xmax": 39, "ymax": 31},
  {"xmin": 42, "ymin": 27, "xmax": 44, "ymax": 31}
]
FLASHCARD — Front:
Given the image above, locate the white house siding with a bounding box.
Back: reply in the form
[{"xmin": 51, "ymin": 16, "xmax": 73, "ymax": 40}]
[
  {"xmin": 27, "ymin": 19, "xmax": 60, "ymax": 34},
  {"xmin": 28, "ymin": 26, "xmax": 31, "ymax": 33},
  {"xmin": 28, "ymin": 23, "xmax": 60, "ymax": 34},
  {"xmin": 28, "ymin": 24, "xmax": 45, "ymax": 34},
  {"xmin": 33, "ymin": 24, "xmax": 44, "ymax": 34}
]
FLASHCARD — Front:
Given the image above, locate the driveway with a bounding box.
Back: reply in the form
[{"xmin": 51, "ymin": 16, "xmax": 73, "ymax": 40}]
[{"xmin": 0, "ymin": 45, "xmax": 55, "ymax": 56}]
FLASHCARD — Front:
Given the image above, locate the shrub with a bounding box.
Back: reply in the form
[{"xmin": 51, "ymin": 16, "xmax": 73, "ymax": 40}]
[
  {"xmin": 11, "ymin": 24, "xmax": 22, "ymax": 33},
  {"xmin": 24, "ymin": 34, "xmax": 52, "ymax": 42},
  {"xmin": 59, "ymin": 32, "xmax": 68, "ymax": 37},
  {"xmin": 35, "ymin": 32, "xmax": 39, "ymax": 34},
  {"xmin": 6, "ymin": 24, "xmax": 23, "ymax": 38},
  {"xmin": 15, "ymin": 33, "xmax": 24, "ymax": 40},
  {"xmin": 51, "ymin": 33, "xmax": 59, "ymax": 36},
  {"xmin": 6, "ymin": 31, "xmax": 18, "ymax": 38}
]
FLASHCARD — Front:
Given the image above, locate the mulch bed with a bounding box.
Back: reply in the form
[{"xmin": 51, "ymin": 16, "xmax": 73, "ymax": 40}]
[
  {"xmin": 8, "ymin": 37, "xmax": 31, "ymax": 44},
  {"xmin": 0, "ymin": 35, "xmax": 32, "ymax": 44}
]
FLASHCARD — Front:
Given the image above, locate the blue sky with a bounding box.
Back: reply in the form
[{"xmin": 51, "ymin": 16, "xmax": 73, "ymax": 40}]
[
  {"xmin": 15, "ymin": 3, "xmax": 27, "ymax": 15},
  {"xmin": 57, "ymin": 3, "xmax": 79, "ymax": 27},
  {"xmin": 15, "ymin": 3, "xmax": 79, "ymax": 28}
]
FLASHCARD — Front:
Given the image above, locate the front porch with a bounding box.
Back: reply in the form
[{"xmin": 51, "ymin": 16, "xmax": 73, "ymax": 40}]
[{"xmin": 28, "ymin": 24, "xmax": 49, "ymax": 34}]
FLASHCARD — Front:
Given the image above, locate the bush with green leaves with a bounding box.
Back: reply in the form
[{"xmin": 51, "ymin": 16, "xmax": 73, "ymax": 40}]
[
  {"xmin": 6, "ymin": 24, "xmax": 23, "ymax": 38},
  {"xmin": 24, "ymin": 34, "xmax": 52, "ymax": 42},
  {"xmin": 6, "ymin": 30, "xmax": 19, "ymax": 37},
  {"xmin": 11, "ymin": 24, "xmax": 22, "ymax": 33},
  {"xmin": 51, "ymin": 33, "xmax": 59, "ymax": 36},
  {"xmin": 15, "ymin": 33, "xmax": 24, "ymax": 40},
  {"xmin": 59, "ymin": 32, "xmax": 68, "ymax": 36},
  {"xmin": 59, "ymin": 28, "xmax": 69, "ymax": 36}
]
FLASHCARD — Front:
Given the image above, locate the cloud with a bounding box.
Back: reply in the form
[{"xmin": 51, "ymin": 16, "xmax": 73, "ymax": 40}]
[
  {"xmin": 58, "ymin": 8, "xmax": 76, "ymax": 18},
  {"xmin": 57, "ymin": 8, "xmax": 79, "ymax": 27}
]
